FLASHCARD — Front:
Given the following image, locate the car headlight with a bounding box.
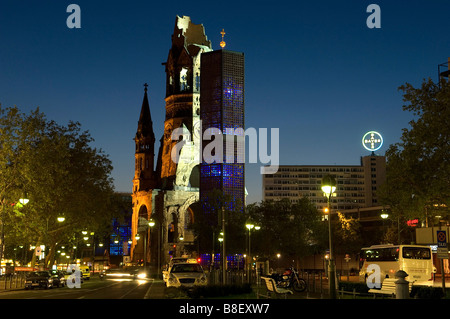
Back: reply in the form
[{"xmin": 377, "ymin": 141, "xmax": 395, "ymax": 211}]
[{"xmin": 137, "ymin": 273, "xmax": 146, "ymax": 279}]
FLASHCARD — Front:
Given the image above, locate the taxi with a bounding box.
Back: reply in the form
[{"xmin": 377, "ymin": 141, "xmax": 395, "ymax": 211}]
[{"xmin": 162, "ymin": 257, "xmax": 199, "ymax": 283}]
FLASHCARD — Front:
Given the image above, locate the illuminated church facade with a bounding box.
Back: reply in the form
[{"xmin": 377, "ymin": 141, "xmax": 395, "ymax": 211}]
[{"xmin": 130, "ymin": 16, "xmax": 245, "ymax": 269}]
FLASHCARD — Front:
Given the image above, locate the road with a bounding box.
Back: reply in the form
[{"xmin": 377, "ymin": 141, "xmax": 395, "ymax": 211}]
[{"xmin": 0, "ymin": 276, "xmax": 166, "ymax": 299}]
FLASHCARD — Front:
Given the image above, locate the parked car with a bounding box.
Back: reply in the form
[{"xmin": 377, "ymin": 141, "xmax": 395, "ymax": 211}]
[
  {"xmin": 166, "ymin": 263, "xmax": 208, "ymax": 288},
  {"xmin": 163, "ymin": 257, "xmax": 197, "ymax": 283},
  {"xmin": 25, "ymin": 271, "xmax": 53, "ymax": 289},
  {"xmin": 49, "ymin": 270, "xmax": 66, "ymax": 287},
  {"xmin": 79, "ymin": 266, "xmax": 91, "ymax": 280}
]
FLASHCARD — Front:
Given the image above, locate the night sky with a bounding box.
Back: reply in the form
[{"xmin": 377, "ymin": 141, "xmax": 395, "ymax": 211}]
[{"xmin": 1, "ymin": 0, "xmax": 449, "ymax": 204}]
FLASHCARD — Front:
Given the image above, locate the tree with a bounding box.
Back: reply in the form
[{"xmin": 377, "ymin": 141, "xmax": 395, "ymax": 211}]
[
  {"xmin": 0, "ymin": 106, "xmax": 27, "ymax": 263},
  {"xmin": 333, "ymin": 212, "xmax": 362, "ymax": 255},
  {"xmin": 0, "ymin": 106, "xmax": 115, "ymax": 267},
  {"xmin": 246, "ymin": 198, "xmax": 326, "ymax": 264},
  {"xmin": 378, "ymin": 78, "xmax": 450, "ymax": 241}
]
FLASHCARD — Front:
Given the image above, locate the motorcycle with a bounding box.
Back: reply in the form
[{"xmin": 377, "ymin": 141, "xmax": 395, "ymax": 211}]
[{"xmin": 270, "ymin": 267, "xmax": 307, "ymax": 292}]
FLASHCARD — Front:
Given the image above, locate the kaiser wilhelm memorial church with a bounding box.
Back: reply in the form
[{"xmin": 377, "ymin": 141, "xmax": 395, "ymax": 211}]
[{"xmin": 131, "ymin": 16, "xmax": 245, "ymax": 271}]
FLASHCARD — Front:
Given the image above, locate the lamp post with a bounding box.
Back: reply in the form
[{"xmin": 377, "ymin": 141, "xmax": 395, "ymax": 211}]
[
  {"xmin": 148, "ymin": 218, "xmax": 156, "ymax": 275},
  {"xmin": 0, "ymin": 195, "xmax": 29, "ymax": 269},
  {"xmin": 90, "ymin": 232, "xmax": 95, "ymax": 272},
  {"xmin": 149, "ymin": 218, "xmax": 162, "ymax": 278},
  {"xmin": 245, "ymin": 220, "xmax": 254, "ymax": 283},
  {"xmin": 0, "ymin": 198, "xmax": 6, "ymax": 269},
  {"xmin": 221, "ymin": 206, "xmax": 226, "ymax": 285},
  {"xmin": 144, "ymin": 219, "xmax": 156, "ymax": 271},
  {"xmin": 219, "ymin": 229, "xmax": 226, "ymax": 285},
  {"xmin": 245, "ymin": 219, "xmax": 260, "ymax": 283},
  {"xmin": 321, "ymin": 174, "xmax": 337, "ymax": 299}
]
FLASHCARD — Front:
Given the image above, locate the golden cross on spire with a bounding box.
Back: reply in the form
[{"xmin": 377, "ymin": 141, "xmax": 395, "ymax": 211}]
[{"xmin": 220, "ymin": 29, "xmax": 226, "ymax": 49}]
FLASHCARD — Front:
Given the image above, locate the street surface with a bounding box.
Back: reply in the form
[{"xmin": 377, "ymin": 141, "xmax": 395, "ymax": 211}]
[
  {"xmin": 0, "ymin": 274, "xmax": 448, "ymax": 318},
  {"xmin": 1, "ymin": 274, "xmax": 449, "ymax": 300},
  {"xmin": 0, "ymin": 276, "xmax": 165, "ymax": 299}
]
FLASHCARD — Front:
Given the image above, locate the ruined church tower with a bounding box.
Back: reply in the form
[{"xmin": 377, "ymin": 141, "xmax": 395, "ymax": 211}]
[
  {"xmin": 131, "ymin": 16, "xmax": 211, "ymax": 267},
  {"xmin": 160, "ymin": 15, "xmax": 212, "ymax": 189}
]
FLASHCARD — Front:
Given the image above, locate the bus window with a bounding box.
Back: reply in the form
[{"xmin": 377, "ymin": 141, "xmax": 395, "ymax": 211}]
[
  {"xmin": 402, "ymin": 247, "xmax": 431, "ymax": 259},
  {"xmin": 365, "ymin": 247, "xmax": 399, "ymax": 262}
]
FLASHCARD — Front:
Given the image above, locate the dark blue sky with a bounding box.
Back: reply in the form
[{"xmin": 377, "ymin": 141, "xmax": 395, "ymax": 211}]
[{"xmin": 1, "ymin": 0, "xmax": 449, "ymax": 204}]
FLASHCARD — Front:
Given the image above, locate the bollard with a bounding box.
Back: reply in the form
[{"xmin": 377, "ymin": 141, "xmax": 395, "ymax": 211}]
[{"xmin": 395, "ymin": 270, "xmax": 409, "ymax": 299}]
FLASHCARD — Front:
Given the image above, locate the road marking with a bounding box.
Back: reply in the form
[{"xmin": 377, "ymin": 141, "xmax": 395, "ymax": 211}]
[
  {"xmin": 144, "ymin": 279, "xmax": 155, "ymax": 299},
  {"xmin": 76, "ymin": 282, "xmax": 119, "ymax": 299}
]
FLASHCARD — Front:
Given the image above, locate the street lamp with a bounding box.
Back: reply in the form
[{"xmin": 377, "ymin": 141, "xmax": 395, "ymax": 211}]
[
  {"xmin": 381, "ymin": 211, "xmax": 389, "ymax": 219},
  {"xmin": 19, "ymin": 197, "xmax": 29, "ymax": 206},
  {"xmin": 245, "ymin": 219, "xmax": 259, "ymax": 283},
  {"xmin": 220, "ymin": 206, "xmax": 227, "ymax": 285},
  {"xmin": 0, "ymin": 195, "xmax": 30, "ymax": 267},
  {"xmin": 321, "ymin": 174, "xmax": 337, "ymax": 299},
  {"xmin": 148, "ymin": 218, "xmax": 162, "ymax": 278}
]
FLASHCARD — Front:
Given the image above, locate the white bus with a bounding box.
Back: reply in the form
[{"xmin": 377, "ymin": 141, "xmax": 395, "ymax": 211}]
[{"xmin": 359, "ymin": 244, "xmax": 435, "ymax": 287}]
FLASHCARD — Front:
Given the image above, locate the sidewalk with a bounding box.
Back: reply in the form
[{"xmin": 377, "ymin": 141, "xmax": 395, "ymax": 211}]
[{"xmin": 144, "ymin": 279, "xmax": 166, "ymax": 299}]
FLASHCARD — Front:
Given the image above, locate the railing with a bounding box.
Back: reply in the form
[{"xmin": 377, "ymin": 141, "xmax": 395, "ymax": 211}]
[
  {"xmin": 205, "ymin": 268, "xmax": 367, "ymax": 298},
  {"xmin": 0, "ymin": 273, "xmax": 27, "ymax": 290},
  {"xmin": 206, "ymin": 269, "xmax": 331, "ymax": 288},
  {"xmin": 206, "ymin": 269, "xmax": 255, "ymax": 285}
]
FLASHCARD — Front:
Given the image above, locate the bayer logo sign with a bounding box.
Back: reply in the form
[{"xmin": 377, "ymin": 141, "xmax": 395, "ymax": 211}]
[{"xmin": 362, "ymin": 131, "xmax": 383, "ymax": 152}]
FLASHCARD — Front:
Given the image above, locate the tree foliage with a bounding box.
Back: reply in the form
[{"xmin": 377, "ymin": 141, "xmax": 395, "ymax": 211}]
[
  {"xmin": 0, "ymin": 105, "xmax": 115, "ymax": 266},
  {"xmin": 246, "ymin": 198, "xmax": 327, "ymax": 262},
  {"xmin": 333, "ymin": 212, "xmax": 362, "ymax": 255},
  {"xmin": 378, "ymin": 78, "xmax": 450, "ymax": 237}
]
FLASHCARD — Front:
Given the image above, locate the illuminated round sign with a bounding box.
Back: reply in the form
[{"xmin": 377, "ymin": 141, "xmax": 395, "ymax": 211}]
[{"xmin": 362, "ymin": 131, "xmax": 383, "ymax": 152}]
